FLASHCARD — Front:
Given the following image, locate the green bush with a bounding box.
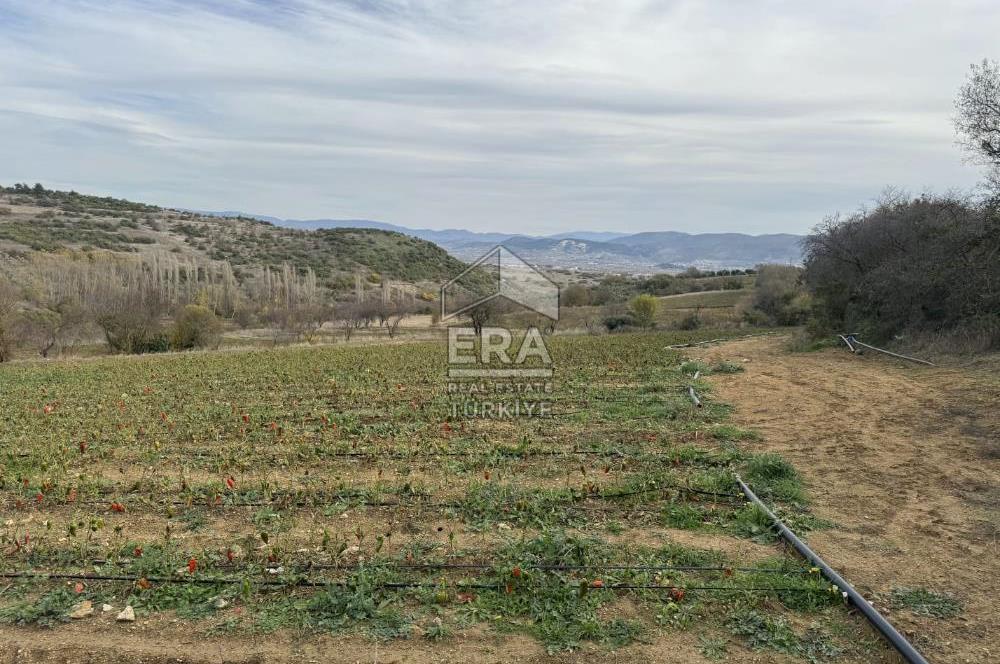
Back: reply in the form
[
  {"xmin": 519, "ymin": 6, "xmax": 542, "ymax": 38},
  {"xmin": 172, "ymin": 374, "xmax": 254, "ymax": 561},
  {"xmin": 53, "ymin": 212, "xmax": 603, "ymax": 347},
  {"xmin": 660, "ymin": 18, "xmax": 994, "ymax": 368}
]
[
  {"xmin": 629, "ymin": 294, "xmax": 658, "ymax": 328},
  {"xmin": 170, "ymin": 305, "xmax": 222, "ymax": 350}
]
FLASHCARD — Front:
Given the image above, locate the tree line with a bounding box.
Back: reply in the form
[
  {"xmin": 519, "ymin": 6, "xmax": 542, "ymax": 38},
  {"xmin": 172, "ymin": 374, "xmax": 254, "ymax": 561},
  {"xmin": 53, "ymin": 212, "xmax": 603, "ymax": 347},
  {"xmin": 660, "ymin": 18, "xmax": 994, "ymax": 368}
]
[{"xmin": 0, "ymin": 251, "xmax": 422, "ymax": 360}]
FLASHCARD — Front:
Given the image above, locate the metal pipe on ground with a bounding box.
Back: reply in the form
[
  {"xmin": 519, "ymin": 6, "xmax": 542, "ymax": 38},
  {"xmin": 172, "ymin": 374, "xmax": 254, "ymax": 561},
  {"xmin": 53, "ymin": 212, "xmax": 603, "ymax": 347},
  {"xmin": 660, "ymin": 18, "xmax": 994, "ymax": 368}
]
[
  {"xmin": 845, "ymin": 335, "xmax": 934, "ymax": 366},
  {"xmin": 664, "ymin": 331, "xmax": 774, "ymax": 350},
  {"xmin": 687, "ymin": 386, "xmax": 702, "ymax": 408},
  {"xmin": 735, "ymin": 476, "xmax": 930, "ymax": 664},
  {"xmin": 837, "ymin": 334, "xmax": 856, "ymax": 353}
]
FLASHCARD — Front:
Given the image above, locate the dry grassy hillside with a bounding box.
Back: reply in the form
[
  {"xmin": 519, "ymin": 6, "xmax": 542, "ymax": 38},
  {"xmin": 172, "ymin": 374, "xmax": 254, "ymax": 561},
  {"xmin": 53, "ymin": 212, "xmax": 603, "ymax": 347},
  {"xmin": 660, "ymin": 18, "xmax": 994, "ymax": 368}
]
[{"xmin": 0, "ymin": 185, "xmax": 468, "ymax": 290}]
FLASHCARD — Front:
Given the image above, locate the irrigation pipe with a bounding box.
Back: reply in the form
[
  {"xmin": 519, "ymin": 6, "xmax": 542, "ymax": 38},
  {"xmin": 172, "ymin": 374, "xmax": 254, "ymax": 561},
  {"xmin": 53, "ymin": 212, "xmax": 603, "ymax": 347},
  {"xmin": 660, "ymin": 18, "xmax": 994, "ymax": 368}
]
[
  {"xmin": 42, "ymin": 481, "xmax": 740, "ymax": 510},
  {"xmin": 66, "ymin": 447, "xmax": 732, "ymax": 463},
  {"xmin": 77, "ymin": 559, "xmax": 807, "ymax": 575},
  {"xmin": 0, "ymin": 570, "xmax": 821, "ymax": 595},
  {"xmin": 735, "ymin": 476, "xmax": 930, "ymax": 664},
  {"xmin": 687, "ymin": 386, "xmax": 703, "ymax": 408},
  {"xmin": 664, "ymin": 332, "xmax": 774, "ymax": 349},
  {"xmin": 837, "ymin": 334, "xmax": 856, "ymax": 353},
  {"xmin": 842, "ymin": 335, "xmax": 934, "ymax": 366}
]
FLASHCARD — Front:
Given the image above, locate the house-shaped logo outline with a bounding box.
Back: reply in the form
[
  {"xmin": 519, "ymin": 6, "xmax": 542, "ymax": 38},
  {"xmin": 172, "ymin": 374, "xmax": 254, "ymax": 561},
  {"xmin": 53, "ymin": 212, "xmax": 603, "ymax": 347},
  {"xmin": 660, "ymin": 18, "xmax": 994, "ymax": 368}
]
[{"xmin": 440, "ymin": 244, "xmax": 560, "ymax": 321}]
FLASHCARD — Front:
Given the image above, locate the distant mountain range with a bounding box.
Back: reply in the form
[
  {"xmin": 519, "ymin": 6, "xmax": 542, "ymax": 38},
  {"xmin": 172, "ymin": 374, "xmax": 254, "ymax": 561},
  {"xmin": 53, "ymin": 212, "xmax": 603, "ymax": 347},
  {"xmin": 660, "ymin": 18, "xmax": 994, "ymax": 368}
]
[{"xmin": 197, "ymin": 211, "xmax": 802, "ymax": 272}]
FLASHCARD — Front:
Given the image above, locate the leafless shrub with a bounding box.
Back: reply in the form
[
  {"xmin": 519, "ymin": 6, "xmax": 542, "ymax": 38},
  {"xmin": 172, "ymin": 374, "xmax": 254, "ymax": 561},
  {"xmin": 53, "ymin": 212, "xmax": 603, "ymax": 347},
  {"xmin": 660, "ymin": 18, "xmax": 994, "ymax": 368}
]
[
  {"xmin": 16, "ymin": 303, "xmax": 93, "ymax": 357},
  {"xmin": 384, "ymin": 301, "xmax": 417, "ymax": 339},
  {"xmin": 0, "ymin": 278, "xmax": 20, "ymax": 362},
  {"xmin": 337, "ymin": 302, "xmax": 370, "ymax": 342},
  {"xmin": 96, "ymin": 289, "xmax": 168, "ymax": 354}
]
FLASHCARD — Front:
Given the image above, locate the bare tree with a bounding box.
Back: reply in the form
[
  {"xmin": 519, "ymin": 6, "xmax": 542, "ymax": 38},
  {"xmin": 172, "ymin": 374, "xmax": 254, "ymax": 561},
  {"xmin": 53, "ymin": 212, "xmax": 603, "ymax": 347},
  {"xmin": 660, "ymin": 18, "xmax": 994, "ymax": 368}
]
[
  {"xmin": 18, "ymin": 302, "xmax": 93, "ymax": 357},
  {"xmin": 340, "ymin": 317, "xmax": 355, "ymax": 342},
  {"xmin": 290, "ymin": 301, "xmax": 334, "ymax": 343},
  {"xmin": 337, "ymin": 302, "xmax": 368, "ymax": 342},
  {"xmin": 468, "ymin": 301, "xmax": 504, "ymax": 336},
  {"xmin": 0, "ymin": 278, "xmax": 20, "ymax": 362},
  {"xmin": 385, "ymin": 301, "xmax": 415, "ymax": 339},
  {"xmin": 357, "ymin": 300, "xmax": 379, "ymax": 329},
  {"xmin": 955, "ymin": 59, "xmax": 1000, "ymax": 191}
]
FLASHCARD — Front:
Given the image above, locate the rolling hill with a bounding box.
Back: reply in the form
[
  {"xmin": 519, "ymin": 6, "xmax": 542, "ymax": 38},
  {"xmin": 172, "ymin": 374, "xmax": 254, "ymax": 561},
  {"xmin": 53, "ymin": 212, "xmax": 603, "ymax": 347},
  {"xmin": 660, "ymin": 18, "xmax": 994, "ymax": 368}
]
[{"xmin": 0, "ymin": 185, "xmax": 470, "ymax": 289}]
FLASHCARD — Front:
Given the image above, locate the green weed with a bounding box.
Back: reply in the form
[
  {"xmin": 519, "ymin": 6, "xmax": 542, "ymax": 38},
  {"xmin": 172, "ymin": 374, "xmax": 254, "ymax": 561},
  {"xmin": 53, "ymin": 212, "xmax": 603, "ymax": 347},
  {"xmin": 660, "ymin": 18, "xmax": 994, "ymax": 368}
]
[
  {"xmin": 742, "ymin": 453, "xmax": 805, "ymax": 503},
  {"xmin": 890, "ymin": 587, "xmax": 962, "ymax": 618},
  {"xmin": 0, "ymin": 588, "xmax": 78, "ymax": 627},
  {"xmin": 698, "ymin": 635, "xmax": 729, "ymax": 660}
]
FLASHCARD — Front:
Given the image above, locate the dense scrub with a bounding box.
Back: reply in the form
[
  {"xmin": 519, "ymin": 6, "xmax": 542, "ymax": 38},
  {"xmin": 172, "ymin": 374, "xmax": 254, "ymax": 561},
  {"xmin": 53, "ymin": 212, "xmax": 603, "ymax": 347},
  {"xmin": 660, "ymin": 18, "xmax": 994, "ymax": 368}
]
[{"xmin": 803, "ymin": 193, "xmax": 1000, "ymax": 349}]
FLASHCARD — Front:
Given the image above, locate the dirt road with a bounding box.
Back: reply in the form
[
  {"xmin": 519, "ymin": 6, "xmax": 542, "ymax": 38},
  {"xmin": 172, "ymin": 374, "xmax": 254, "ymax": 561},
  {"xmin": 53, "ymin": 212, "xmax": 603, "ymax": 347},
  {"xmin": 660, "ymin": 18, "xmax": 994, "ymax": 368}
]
[{"xmin": 693, "ymin": 337, "xmax": 1000, "ymax": 664}]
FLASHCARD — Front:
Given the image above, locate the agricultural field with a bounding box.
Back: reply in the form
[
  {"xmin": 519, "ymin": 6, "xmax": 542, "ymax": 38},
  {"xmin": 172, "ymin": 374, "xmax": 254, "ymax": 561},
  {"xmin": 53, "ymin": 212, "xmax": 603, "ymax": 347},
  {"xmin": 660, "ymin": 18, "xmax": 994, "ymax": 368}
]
[
  {"xmin": 554, "ymin": 290, "xmax": 749, "ymax": 332},
  {"xmin": 656, "ymin": 290, "xmax": 749, "ymax": 311},
  {"xmin": 1, "ymin": 330, "xmax": 892, "ymax": 663}
]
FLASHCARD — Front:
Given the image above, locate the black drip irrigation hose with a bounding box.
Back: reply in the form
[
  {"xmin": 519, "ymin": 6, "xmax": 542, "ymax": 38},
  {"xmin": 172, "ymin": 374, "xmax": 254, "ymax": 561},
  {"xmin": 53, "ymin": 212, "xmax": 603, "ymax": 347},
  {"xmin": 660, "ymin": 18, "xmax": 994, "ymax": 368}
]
[
  {"xmin": 17, "ymin": 480, "xmax": 741, "ymax": 510},
  {"xmin": 735, "ymin": 476, "xmax": 930, "ymax": 664},
  {"xmin": 300, "ymin": 562, "xmax": 804, "ymax": 574},
  {"xmin": 552, "ymin": 410, "xmax": 680, "ymax": 420},
  {"xmin": 319, "ymin": 388, "xmax": 736, "ymax": 412},
  {"xmin": 0, "ymin": 570, "xmax": 821, "ymax": 595},
  {"xmin": 839, "ymin": 334, "xmax": 934, "ymax": 366},
  {"xmin": 13, "ymin": 447, "xmax": 734, "ymax": 464},
  {"xmin": 48, "ymin": 559, "xmax": 810, "ymax": 576},
  {"xmin": 293, "ymin": 449, "xmax": 730, "ymax": 462},
  {"xmin": 598, "ymin": 484, "xmax": 740, "ymax": 500}
]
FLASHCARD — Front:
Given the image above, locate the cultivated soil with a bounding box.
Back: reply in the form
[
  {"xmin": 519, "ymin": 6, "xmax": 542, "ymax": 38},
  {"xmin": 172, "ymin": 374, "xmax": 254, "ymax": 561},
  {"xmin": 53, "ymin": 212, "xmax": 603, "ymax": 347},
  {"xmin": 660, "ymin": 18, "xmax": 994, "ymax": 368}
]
[
  {"xmin": 692, "ymin": 337, "xmax": 1000, "ymax": 664},
  {"xmin": 4, "ymin": 334, "xmax": 994, "ymax": 663}
]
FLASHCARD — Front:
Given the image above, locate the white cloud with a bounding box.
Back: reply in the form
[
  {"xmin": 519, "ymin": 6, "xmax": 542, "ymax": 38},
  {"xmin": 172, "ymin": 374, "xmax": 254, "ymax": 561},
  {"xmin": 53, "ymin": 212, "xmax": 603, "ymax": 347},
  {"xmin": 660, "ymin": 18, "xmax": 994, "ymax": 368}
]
[{"xmin": 0, "ymin": 0, "xmax": 996, "ymax": 233}]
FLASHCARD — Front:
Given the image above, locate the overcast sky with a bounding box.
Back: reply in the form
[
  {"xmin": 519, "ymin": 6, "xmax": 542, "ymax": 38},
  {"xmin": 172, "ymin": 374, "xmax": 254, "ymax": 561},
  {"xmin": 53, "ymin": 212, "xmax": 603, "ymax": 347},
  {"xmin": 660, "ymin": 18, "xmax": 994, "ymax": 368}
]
[{"xmin": 1, "ymin": 1, "xmax": 997, "ymax": 235}]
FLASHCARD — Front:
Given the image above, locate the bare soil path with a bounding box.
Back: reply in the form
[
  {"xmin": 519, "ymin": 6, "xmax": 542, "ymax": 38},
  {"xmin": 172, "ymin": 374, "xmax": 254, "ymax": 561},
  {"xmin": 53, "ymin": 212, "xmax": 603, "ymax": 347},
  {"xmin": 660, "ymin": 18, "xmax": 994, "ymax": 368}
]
[{"xmin": 692, "ymin": 337, "xmax": 1000, "ymax": 664}]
